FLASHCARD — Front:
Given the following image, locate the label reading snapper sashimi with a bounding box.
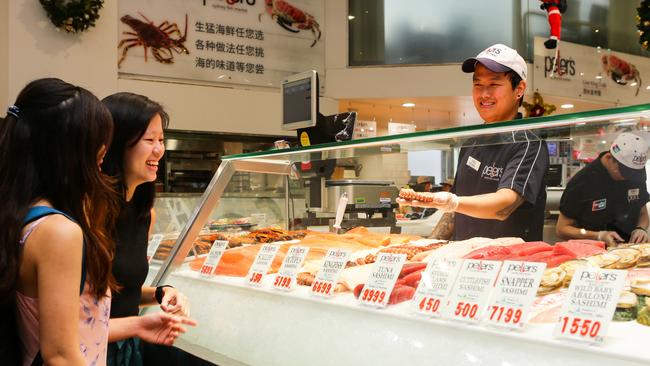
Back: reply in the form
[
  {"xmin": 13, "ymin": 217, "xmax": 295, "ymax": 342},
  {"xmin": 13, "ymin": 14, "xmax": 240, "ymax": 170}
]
[
  {"xmin": 443, "ymin": 259, "xmax": 502, "ymax": 323},
  {"xmin": 553, "ymin": 268, "xmax": 627, "ymax": 344},
  {"xmin": 484, "ymin": 261, "xmax": 546, "ymax": 330},
  {"xmin": 246, "ymin": 244, "xmax": 280, "ymax": 288},
  {"xmin": 412, "ymin": 258, "xmax": 462, "ymax": 317},
  {"xmin": 310, "ymin": 248, "xmax": 351, "ymax": 298},
  {"xmin": 199, "ymin": 240, "xmax": 229, "ymax": 278},
  {"xmin": 273, "ymin": 246, "xmax": 309, "ymax": 291},
  {"xmin": 358, "ymin": 253, "xmax": 407, "ymax": 308}
]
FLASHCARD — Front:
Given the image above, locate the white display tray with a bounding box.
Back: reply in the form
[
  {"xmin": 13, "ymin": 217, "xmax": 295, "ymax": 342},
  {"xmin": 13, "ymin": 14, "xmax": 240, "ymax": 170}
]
[{"xmin": 158, "ymin": 267, "xmax": 650, "ymax": 366}]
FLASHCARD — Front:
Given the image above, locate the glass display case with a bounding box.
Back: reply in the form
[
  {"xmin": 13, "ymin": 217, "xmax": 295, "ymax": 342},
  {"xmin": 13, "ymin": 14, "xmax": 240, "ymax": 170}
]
[{"xmin": 148, "ymin": 104, "xmax": 650, "ymax": 366}]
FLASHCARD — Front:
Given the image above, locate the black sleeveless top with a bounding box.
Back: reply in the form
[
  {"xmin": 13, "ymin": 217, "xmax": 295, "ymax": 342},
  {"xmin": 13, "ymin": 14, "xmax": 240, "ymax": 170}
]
[{"xmin": 110, "ymin": 200, "xmax": 151, "ymax": 318}]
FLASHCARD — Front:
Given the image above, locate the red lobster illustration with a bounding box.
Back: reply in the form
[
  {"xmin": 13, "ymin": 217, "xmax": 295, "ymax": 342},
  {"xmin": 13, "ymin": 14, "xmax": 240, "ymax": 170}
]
[
  {"xmin": 601, "ymin": 54, "xmax": 642, "ymax": 96},
  {"xmin": 259, "ymin": 0, "xmax": 321, "ymax": 47},
  {"xmin": 118, "ymin": 13, "xmax": 189, "ymax": 68}
]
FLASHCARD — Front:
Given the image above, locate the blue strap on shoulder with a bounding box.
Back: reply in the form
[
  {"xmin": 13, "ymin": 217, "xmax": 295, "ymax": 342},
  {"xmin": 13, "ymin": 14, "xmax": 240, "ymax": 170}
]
[{"xmin": 23, "ymin": 206, "xmax": 86, "ymax": 294}]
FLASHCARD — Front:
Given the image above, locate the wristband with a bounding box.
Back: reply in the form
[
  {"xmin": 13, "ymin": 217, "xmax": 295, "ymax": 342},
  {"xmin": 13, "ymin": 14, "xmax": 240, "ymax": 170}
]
[
  {"xmin": 634, "ymin": 226, "xmax": 647, "ymax": 232},
  {"xmin": 155, "ymin": 285, "xmax": 173, "ymax": 304}
]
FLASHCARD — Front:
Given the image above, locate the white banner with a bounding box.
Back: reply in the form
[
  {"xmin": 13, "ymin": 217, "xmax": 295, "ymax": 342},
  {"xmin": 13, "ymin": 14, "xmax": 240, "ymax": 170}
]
[
  {"xmin": 534, "ymin": 37, "xmax": 648, "ymax": 105},
  {"xmin": 118, "ymin": 0, "xmax": 325, "ymax": 88}
]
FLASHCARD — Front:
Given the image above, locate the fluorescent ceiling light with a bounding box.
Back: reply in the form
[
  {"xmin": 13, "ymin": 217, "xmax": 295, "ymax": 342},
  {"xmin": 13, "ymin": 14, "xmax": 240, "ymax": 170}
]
[
  {"xmin": 561, "ymin": 103, "xmax": 574, "ymax": 109},
  {"xmin": 348, "ymin": 15, "xmax": 355, "ymax": 20},
  {"xmin": 402, "ymin": 102, "xmax": 415, "ymax": 107}
]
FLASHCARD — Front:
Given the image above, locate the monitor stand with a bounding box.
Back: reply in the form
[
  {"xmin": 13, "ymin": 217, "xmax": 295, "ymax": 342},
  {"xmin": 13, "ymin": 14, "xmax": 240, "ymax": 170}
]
[{"xmin": 297, "ymin": 111, "xmax": 356, "ymax": 147}]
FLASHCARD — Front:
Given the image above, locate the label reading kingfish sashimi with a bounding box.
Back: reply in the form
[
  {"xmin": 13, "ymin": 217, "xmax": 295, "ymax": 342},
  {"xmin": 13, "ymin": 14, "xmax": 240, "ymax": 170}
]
[
  {"xmin": 484, "ymin": 261, "xmax": 546, "ymax": 330},
  {"xmin": 146, "ymin": 234, "xmax": 164, "ymax": 264},
  {"xmin": 311, "ymin": 248, "xmax": 352, "ymax": 298},
  {"xmin": 199, "ymin": 240, "xmax": 229, "ymax": 278},
  {"xmin": 358, "ymin": 253, "xmax": 407, "ymax": 308},
  {"xmin": 412, "ymin": 258, "xmax": 463, "ymax": 318},
  {"xmin": 553, "ymin": 268, "xmax": 627, "ymax": 344},
  {"xmin": 273, "ymin": 246, "xmax": 309, "ymax": 291},
  {"xmin": 443, "ymin": 259, "xmax": 502, "ymax": 324},
  {"xmin": 246, "ymin": 244, "xmax": 281, "ymax": 288}
]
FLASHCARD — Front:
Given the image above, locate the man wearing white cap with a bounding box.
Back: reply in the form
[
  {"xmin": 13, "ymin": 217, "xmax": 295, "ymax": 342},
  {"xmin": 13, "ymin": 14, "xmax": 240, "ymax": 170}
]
[
  {"xmin": 399, "ymin": 44, "xmax": 549, "ymax": 241},
  {"xmin": 557, "ymin": 132, "xmax": 650, "ymax": 248}
]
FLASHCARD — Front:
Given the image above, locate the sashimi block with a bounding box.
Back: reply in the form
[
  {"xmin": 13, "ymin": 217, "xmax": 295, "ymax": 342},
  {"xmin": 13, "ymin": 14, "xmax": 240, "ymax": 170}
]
[
  {"xmin": 521, "ymin": 251, "xmax": 557, "ymax": 263},
  {"xmin": 462, "ymin": 245, "xmax": 512, "ymax": 259},
  {"xmin": 566, "ymin": 239, "xmax": 606, "ymax": 249},
  {"xmin": 554, "ymin": 242, "xmax": 606, "ymax": 258},
  {"xmin": 507, "ymin": 242, "xmax": 552, "ymax": 256},
  {"xmin": 545, "ymin": 255, "xmax": 575, "ymax": 268}
]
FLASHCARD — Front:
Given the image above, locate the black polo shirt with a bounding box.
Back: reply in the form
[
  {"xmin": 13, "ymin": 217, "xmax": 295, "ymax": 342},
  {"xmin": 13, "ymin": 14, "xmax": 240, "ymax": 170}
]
[
  {"xmin": 452, "ymin": 130, "xmax": 549, "ymax": 241},
  {"xmin": 560, "ymin": 152, "xmax": 649, "ymax": 241}
]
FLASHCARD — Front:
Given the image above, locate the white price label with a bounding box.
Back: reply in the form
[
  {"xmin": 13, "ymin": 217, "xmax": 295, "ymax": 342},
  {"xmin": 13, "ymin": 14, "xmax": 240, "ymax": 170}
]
[
  {"xmin": 246, "ymin": 244, "xmax": 281, "ymax": 287},
  {"xmin": 444, "ymin": 260, "xmax": 502, "ymax": 323},
  {"xmin": 553, "ymin": 268, "xmax": 627, "ymax": 344},
  {"xmin": 484, "ymin": 261, "xmax": 546, "ymax": 329},
  {"xmin": 412, "ymin": 258, "xmax": 462, "ymax": 317},
  {"xmin": 273, "ymin": 246, "xmax": 309, "ymax": 291},
  {"xmin": 358, "ymin": 253, "xmax": 407, "ymax": 308},
  {"xmin": 310, "ymin": 249, "xmax": 351, "ymax": 298},
  {"xmin": 146, "ymin": 234, "xmax": 164, "ymax": 263},
  {"xmin": 199, "ymin": 240, "xmax": 229, "ymax": 278}
]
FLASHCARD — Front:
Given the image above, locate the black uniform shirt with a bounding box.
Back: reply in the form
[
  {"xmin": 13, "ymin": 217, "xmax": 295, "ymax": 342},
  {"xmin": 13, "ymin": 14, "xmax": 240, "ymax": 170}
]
[
  {"xmin": 452, "ymin": 130, "xmax": 549, "ymax": 241},
  {"xmin": 560, "ymin": 152, "xmax": 649, "ymax": 241}
]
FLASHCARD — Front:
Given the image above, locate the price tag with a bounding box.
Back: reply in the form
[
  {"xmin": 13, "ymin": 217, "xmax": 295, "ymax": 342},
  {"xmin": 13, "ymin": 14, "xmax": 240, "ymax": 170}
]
[
  {"xmin": 412, "ymin": 258, "xmax": 462, "ymax": 317},
  {"xmin": 358, "ymin": 253, "xmax": 407, "ymax": 308},
  {"xmin": 273, "ymin": 246, "xmax": 309, "ymax": 291},
  {"xmin": 246, "ymin": 244, "xmax": 280, "ymax": 288},
  {"xmin": 553, "ymin": 268, "xmax": 626, "ymax": 344},
  {"xmin": 199, "ymin": 240, "xmax": 229, "ymax": 278},
  {"xmin": 443, "ymin": 260, "xmax": 502, "ymax": 323},
  {"xmin": 310, "ymin": 248, "xmax": 352, "ymax": 298},
  {"xmin": 146, "ymin": 234, "xmax": 164, "ymax": 263},
  {"xmin": 484, "ymin": 261, "xmax": 546, "ymax": 329}
]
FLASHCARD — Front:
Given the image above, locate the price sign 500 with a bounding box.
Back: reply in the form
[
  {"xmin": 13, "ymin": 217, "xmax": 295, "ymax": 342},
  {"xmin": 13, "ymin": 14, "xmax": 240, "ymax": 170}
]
[
  {"xmin": 360, "ymin": 288, "xmax": 387, "ymax": 305},
  {"xmin": 454, "ymin": 302, "xmax": 479, "ymax": 320},
  {"xmin": 559, "ymin": 317, "xmax": 602, "ymax": 338}
]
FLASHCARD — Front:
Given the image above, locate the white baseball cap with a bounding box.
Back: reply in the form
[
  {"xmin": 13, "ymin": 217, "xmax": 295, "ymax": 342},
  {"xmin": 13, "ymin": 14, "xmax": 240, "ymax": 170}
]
[
  {"xmin": 610, "ymin": 132, "xmax": 648, "ymax": 182},
  {"xmin": 462, "ymin": 44, "xmax": 527, "ymax": 81}
]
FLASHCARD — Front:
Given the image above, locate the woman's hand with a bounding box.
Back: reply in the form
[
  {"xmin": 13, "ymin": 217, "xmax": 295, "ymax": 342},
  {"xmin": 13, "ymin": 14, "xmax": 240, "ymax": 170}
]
[
  {"xmin": 136, "ymin": 312, "xmax": 197, "ymax": 346},
  {"xmin": 160, "ymin": 287, "xmax": 190, "ymax": 317}
]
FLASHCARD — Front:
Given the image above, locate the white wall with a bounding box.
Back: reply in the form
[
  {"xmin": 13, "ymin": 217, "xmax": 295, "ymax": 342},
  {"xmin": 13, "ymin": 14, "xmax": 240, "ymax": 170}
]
[{"xmin": 0, "ymin": 0, "xmax": 8, "ymax": 107}]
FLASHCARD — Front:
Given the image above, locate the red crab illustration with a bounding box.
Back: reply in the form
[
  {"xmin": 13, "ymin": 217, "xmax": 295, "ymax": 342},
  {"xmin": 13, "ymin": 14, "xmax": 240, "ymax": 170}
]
[
  {"xmin": 118, "ymin": 13, "xmax": 189, "ymax": 68},
  {"xmin": 601, "ymin": 54, "xmax": 642, "ymax": 96},
  {"xmin": 259, "ymin": 0, "xmax": 321, "ymax": 47}
]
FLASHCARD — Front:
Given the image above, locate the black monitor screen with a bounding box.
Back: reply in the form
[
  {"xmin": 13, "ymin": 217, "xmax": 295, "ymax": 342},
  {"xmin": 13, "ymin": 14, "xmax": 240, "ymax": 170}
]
[{"xmin": 283, "ymin": 78, "xmax": 312, "ymax": 126}]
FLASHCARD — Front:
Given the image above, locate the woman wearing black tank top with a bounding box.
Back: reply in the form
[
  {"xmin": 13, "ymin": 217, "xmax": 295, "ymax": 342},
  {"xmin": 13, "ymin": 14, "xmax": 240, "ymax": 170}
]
[{"xmin": 102, "ymin": 93, "xmax": 195, "ymax": 365}]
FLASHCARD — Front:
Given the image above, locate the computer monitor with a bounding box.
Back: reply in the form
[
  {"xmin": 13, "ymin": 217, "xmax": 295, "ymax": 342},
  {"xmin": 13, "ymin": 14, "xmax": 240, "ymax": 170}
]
[{"xmin": 281, "ymin": 70, "xmax": 319, "ymax": 130}]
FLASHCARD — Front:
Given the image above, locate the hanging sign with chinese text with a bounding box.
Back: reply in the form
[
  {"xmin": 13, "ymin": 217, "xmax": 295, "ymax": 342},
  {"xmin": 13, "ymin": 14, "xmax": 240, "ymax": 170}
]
[{"xmin": 118, "ymin": 0, "xmax": 324, "ymax": 88}]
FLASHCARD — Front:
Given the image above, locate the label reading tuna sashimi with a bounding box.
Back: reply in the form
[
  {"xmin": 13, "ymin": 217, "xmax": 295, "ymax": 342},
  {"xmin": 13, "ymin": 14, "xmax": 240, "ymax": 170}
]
[
  {"xmin": 246, "ymin": 244, "xmax": 281, "ymax": 288},
  {"xmin": 553, "ymin": 268, "xmax": 627, "ymax": 344},
  {"xmin": 273, "ymin": 246, "xmax": 309, "ymax": 292},
  {"xmin": 199, "ymin": 240, "xmax": 229, "ymax": 278},
  {"xmin": 484, "ymin": 261, "xmax": 546, "ymax": 330},
  {"xmin": 358, "ymin": 253, "xmax": 407, "ymax": 308},
  {"xmin": 412, "ymin": 258, "xmax": 463, "ymax": 318},
  {"xmin": 310, "ymin": 248, "xmax": 351, "ymax": 298},
  {"xmin": 443, "ymin": 260, "xmax": 502, "ymax": 323},
  {"xmin": 146, "ymin": 234, "xmax": 164, "ymax": 264}
]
